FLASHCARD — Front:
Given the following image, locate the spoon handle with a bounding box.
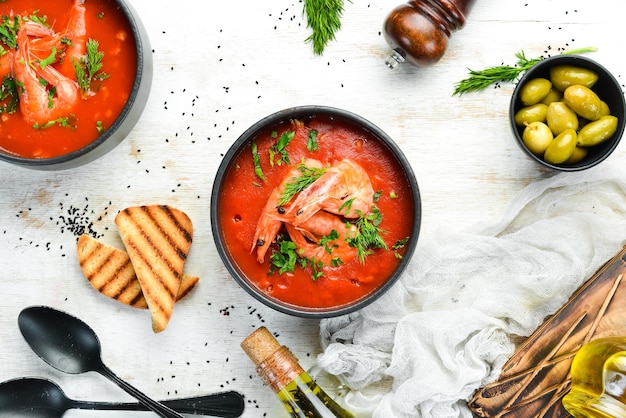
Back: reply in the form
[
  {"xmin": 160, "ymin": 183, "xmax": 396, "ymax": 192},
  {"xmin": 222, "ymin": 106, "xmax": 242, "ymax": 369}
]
[
  {"xmin": 98, "ymin": 363, "xmax": 185, "ymax": 418},
  {"xmin": 72, "ymin": 391, "xmax": 245, "ymax": 417}
]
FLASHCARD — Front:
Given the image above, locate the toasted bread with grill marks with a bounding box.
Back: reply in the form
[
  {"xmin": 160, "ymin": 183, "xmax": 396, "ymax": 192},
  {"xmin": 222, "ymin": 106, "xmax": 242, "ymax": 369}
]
[
  {"xmin": 114, "ymin": 205, "xmax": 193, "ymax": 333},
  {"xmin": 76, "ymin": 234, "xmax": 199, "ymax": 308}
]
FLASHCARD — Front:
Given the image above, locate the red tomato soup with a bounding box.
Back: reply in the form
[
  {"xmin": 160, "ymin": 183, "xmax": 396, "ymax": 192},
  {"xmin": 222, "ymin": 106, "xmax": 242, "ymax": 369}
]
[
  {"xmin": 0, "ymin": 0, "xmax": 136, "ymax": 158},
  {"xmin": 219, "ymin": 115, "xmax": 416, "ymax": 309}
]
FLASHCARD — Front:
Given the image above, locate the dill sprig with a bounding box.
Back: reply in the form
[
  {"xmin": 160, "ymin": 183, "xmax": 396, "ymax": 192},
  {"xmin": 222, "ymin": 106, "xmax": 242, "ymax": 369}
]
[
  {"xmin": 303, "ymin": 0, "xmax": 346, "ymax": 55},
  {"xmin": 278, "ymin": 163, "xmax": 327, "ymax": 206},
  {"xmin": 452, "ymin": 47, "xmax": 598, "ymax": 96}
]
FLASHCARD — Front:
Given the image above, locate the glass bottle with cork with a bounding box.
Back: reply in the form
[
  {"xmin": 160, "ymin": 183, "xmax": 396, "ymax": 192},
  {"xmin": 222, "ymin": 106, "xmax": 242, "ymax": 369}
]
[{"xmin": 241, "ymin": 326, "xmax": 354, "ymax": 418}]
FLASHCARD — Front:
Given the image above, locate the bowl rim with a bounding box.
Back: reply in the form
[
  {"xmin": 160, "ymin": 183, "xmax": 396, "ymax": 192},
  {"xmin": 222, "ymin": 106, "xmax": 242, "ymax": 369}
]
[
  {"xmin": 509, "ymin": 54, "xmax": 626, "ymax": 172},
  {"xmin": 210, "ymin": 105, "xmax": 421, "ymax": 318},
  {"xmin": 0, "ymin": 0, "xmax": 153, "ymax": 170}
]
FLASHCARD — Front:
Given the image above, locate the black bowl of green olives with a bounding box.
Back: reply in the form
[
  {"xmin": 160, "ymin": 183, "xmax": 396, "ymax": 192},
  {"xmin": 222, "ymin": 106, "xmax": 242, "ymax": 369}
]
[{"xmin": 510, "ymin": 55, "xmax": 625, "ymax": 171}]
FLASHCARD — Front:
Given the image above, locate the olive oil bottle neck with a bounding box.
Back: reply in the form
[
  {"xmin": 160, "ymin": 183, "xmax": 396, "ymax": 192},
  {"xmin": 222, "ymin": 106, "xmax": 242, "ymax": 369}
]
[{"xmin": 241, "ymin": 327, "xmax": 355, "ymax": 418}]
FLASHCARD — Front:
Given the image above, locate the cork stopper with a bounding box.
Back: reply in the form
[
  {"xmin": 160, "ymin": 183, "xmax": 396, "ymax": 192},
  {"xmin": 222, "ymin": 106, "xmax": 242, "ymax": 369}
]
[
  {"xmin": 241, "ymin": 326, "xmax": 304, "ymax": 391},
  {"xmin": 240, "ymin": 326, "xmax": 281, "ymax": 366}
]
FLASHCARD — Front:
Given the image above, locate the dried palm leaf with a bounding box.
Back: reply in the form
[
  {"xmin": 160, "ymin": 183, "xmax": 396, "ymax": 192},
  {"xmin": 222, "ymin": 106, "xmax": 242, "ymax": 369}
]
[{"xmin": 469, "ymin": 245, "xmax": 626, "ymax": 417}]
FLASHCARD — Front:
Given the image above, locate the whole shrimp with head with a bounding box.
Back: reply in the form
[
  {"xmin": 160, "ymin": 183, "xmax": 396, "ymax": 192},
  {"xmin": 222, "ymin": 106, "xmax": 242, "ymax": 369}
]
[
  {"xmin": 252, "ymin": 156, "xmax": 376, "ymax": 269},
  {"xmin": 251, "ymin": 158, "xmax": 324, "ymax": 263},
  {"xmin": 9, "ymin": 0, "xmax": 86, "ymax": 125},
  {"xmin": 286, "ymin": 158, "xmax": 375, "ymax": 225}
]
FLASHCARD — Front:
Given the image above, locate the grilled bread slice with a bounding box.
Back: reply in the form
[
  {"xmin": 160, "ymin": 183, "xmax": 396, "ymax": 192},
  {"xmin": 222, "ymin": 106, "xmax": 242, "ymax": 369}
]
[
  {"xmin": 115, "ymin": 205, "xmax": 193, "ymax": 333},
  {"xmin": 76, "ymin": 234, "xmax": 198, "ymax": 309}
]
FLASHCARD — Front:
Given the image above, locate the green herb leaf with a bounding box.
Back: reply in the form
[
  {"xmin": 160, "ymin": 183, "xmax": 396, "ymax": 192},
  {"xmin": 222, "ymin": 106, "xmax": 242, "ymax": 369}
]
[
  {"xmin": 452, "ymin": 47, "xmax": 598, "ymax": 96},
  {"xmin": 278, "ymin": 163, "xmax": 327, "ymax": 206},
  {"xmin": 349, "ymin": 206, "xmax": 388, "ymax": 263},
  {"xmin": 32, "ymin": 114, "xmax": 77, "ymax": 130},
  {"xmin": 318, "ymin": 229, "xmax": 339, "ymax": 254},
  {"xmin": 0, "ymin": 15, "xmax": 20, "ymax": 49},
  {"xmin": 307, "ymin": 129, "xmax": 319, "ymax": 152},
  {"xmin": 303, "ymin": 0, "xmax": 347, "ymax": 55},
  {"xmin": 251, "ymin": 141, "xmax": 265, "ymax": 182},
  {"xmin": 39, "ymin": 46, "xmax": 57, "ymax": 68},
  {"xmin": 269, "ymin": 235, "xmax": 299, "ymax": 275},
  {"xmin": 392, "ymin": 236, "xmax": 410, "ymax": 259},
  {"xmin": 0, "ymin": 75, "xmax": 19, "ymax": 115},
  {"xmin": 270, "ymin": 130, "xmax": 295, "ymax": 166},
  {"xmin": 73, "ymin": 38, "xmax": 109, "ymax": 98}
]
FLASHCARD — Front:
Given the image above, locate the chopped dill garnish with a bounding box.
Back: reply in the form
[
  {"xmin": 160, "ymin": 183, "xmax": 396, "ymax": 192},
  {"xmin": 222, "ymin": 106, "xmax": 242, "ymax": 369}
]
[
  {"xmin": 251, "ymin": 141, "xmax": 265, "ymax": 182},
  {"xmin": 307, "ymin": 129, "xmax": 319, "ymax": 152},
  {"xmin": 269, "ymin": 130, "xmax": 295, "ymax": 167},
  {"xmin": 27, "ymin": 11, "xmax": 48, "ymax": 27},
  {"xmin": 278, "ymin": 163, "xmax": 327, "ymax": 205},
  {"xmin": 392, "ymin": 236, "xmax": 410, "ymax": 259},
  {"xmin": 32, "ymin": 115, "xmax": 77, "ymax": 130},
  {"xmin": 338, "ymin": 198, "xmax": 354, "ymax": 216}
]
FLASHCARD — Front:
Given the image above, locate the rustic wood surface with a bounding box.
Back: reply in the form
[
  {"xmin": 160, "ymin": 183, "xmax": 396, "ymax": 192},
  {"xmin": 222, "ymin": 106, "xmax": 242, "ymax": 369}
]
[
  {"xmin": 1, "ymin": 0, "xmax": 625, "ymax": 416},
  {"xmin": 469, "ymin": 246, "xmax": 626, "ymax": 418}
]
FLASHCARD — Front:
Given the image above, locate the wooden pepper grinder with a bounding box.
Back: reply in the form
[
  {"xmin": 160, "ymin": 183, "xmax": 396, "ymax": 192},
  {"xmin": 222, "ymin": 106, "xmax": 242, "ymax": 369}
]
[{"xmin": 383, "ymin": 0, "xmax": 477, "ymax": 68}]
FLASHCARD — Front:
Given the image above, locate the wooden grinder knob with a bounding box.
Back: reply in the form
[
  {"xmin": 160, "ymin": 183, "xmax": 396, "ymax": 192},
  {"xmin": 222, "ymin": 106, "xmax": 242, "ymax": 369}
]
[{"xmin": 383, "ymin": 0, "xmax": 477, "ymax": 68}]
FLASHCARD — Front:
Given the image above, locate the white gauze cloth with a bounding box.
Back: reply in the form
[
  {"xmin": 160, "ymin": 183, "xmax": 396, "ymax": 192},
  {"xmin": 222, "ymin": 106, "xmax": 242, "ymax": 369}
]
[{"xmin": 317, "ymin": 161, "xmax": 626, "ymax": 418}]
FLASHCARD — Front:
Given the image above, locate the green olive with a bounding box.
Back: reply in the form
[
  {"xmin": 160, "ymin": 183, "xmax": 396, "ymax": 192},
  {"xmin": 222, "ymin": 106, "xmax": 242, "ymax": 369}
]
[
  {"xmin": 540, "ymin": 88, "xmax": 563, "ymax": 105},
  {"xmin": 600, "ymin": 100, "xmax": 611, "ymax": 116},
  {"xmin": 577, "ymin": 115, "xmax": 619, "ymax": 147},
  {"xmin": 546, "ymin": 101, "xmax": 579, "ymax": 135},
  {"xmin": 514, "ymin": 103, "xmax": 548, "ymax": 126},
  {"xmin": 522, "ymin": 121, "xmax": 553, "ymax": 155},
  {"xmin": 565, "ymin": 146, "xmax": 589, "ymax": 165},
  {"xmin": 544, "ymin": 129, "xmax": 577, "ymax": 164},
  {"xmin": 519, "ymin": 78, "xmax": 552, "ymax": 106},
  {"xmin": 563, "ymin": 85, "xmax": 603, "ymax": 121},
  {"xmin": 549, "ymin": 65, "xmax": 599, "ymax": 91}
]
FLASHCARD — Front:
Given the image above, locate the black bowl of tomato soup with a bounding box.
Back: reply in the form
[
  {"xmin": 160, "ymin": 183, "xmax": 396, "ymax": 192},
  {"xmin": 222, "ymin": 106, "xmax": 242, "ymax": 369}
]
[
  {"xmin": 211, "ymin": 106, "xmax": 421, "ymax": 318},
  {"xmin": 0, "ymin": 0, "xmax": 152, "ymax": 170}
]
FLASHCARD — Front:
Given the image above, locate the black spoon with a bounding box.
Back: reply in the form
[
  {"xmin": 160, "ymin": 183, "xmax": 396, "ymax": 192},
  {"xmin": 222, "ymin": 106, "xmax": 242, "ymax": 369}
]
[
  {"xmin": 19, "ymin": 306, "xmax": 188, "ymax": 418},
  {"xmin": 0, "ymin": 377, "xmax": 244, "ymax": 417}
]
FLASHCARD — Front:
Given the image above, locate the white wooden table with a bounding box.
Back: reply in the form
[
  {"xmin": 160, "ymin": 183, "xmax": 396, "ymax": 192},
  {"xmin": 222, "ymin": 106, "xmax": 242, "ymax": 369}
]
[{"xmin": 1, "ymin": 0, "xmax": 624, "ymax": 416}]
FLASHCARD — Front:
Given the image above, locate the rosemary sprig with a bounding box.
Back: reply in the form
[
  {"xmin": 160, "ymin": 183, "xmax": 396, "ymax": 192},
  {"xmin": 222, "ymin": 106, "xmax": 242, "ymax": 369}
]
[
  {"xmin": 303, "ymin": 0, "xmax": 346, "ymax": 55},
  {"xmin": 452, "ymin": 47, "xmax": 598, "ymax": 96}
]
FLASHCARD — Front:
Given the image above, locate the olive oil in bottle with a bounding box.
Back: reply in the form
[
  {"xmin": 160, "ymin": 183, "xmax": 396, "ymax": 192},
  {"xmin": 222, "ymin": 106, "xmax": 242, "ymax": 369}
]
[
  {"xmin": 241, "ymin": 326, "xmax": 354, "ymax": 418},
  {"xmin": 563, "ymin": 337, "xmax": 626, "ymax": 417}
]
